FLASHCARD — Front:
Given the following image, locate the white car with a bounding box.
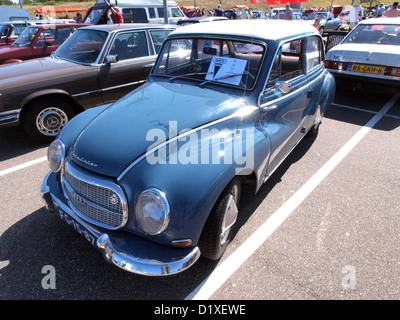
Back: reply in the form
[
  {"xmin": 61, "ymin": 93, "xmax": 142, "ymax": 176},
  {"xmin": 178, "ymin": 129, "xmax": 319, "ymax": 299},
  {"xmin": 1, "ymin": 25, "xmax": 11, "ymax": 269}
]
[{"xmin": 325, "ymin": 18, "xmax": 400, "ymax": 92}]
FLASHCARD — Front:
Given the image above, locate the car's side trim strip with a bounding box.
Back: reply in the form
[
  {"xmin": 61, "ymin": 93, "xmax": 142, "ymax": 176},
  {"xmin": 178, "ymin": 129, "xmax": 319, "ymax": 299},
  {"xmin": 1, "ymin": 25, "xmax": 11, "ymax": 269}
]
[
  {"xmin": 0, "ymin": 108, "xmax": 21, "ymax": 125},
  {"xmin": 101, "ymin": 80, "xmax": 146, "ymax": 92}
]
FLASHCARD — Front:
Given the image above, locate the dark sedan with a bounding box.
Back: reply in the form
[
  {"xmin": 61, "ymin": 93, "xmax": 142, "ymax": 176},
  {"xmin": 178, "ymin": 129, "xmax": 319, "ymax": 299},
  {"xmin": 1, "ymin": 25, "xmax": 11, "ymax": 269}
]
[{"xmin": 0, "ymin": 24, "xmax": 176, "ymax": 141}]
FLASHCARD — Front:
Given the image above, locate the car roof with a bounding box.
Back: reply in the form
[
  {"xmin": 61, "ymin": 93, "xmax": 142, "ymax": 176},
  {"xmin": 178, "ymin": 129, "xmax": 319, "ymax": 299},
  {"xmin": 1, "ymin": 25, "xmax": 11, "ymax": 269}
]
[
  {"xmin": 359, "ymin": 17, "xmax": 400, "ymax": 25},
  {"xmin": 26, "ymin": 23, "xmax": 86, "ymax": 29},
  {"xmin": 169, "ymin": 20, "xmax": 318, "ymax": 40},
  {"xmin": 77, "ymin": 23, "xmax": 177, "ymax": 32},
  {"xmin": 0, "ymin": 20, "xmax": 28, "ymax": 25}
]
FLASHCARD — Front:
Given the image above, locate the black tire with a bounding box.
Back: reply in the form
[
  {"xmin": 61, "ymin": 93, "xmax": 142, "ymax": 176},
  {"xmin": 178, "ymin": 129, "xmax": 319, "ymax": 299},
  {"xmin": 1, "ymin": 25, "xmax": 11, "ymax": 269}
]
[
  {"xmin": 22, "ymin": 98, "xmax": 75, "ymax": 143},
  {"xmin": 199, "ymin": 177, "xmax": 241, "ymax": 260},
  {"xmin": 319, "ymin": 26, "xmax": 324, "ymax": 35}
]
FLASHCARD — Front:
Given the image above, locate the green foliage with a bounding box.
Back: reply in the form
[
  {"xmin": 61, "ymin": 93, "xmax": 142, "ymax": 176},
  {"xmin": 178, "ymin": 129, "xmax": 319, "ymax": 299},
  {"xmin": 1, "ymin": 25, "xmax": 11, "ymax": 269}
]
[{"xmin": 0, "ymin": 0, "xmax": 15, "ymax": 5}]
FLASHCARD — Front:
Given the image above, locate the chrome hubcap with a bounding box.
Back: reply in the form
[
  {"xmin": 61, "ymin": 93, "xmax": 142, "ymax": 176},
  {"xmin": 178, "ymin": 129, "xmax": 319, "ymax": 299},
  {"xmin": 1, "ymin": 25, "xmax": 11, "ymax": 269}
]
[
  {"xmin": 36, "ymin": 107, "xmax": 68, "ymax": 136},
  {"xmin": 220, "ymin": 184, "xmax": 239, "ymax": 246}
]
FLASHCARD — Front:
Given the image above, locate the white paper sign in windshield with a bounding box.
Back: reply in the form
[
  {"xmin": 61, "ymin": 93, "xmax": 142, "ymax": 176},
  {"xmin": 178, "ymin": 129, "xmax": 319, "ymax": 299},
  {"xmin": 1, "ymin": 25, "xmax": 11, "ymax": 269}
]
[{"xmin": 205, "ymin": 56, "xmax": 247, "ymax": 86}]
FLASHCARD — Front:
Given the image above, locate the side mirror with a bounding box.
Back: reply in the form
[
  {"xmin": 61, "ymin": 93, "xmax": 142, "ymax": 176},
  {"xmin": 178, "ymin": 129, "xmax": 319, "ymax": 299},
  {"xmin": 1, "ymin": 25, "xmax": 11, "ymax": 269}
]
[
  {"xmin": 105, "ymin": 54, "xmax": 119, "ymax": 64},
  {"xmin": 275, "ymin": 81, "xmax": 291, "ymax": 94}
]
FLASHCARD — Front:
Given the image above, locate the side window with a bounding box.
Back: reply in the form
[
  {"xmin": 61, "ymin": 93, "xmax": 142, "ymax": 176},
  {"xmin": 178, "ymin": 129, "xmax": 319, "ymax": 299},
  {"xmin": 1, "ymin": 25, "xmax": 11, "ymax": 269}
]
[
  {"xmin": 306, "ymin": 36, "xmax": 322, "ymax": 72},
  {"xmin": 34, "ymin": 29, "xmax": 55, "ymax": 47},
  {"xmin": 267, "ymin": 39, "xmax": 305, "ymax": 85},
  {"xmin": 53, "ymin": 28, "xmax": 73, "ymax": 45},
  {"xmin": 110, "ymin": 31, "xmax": 149, "ymax": 61},
  {"xmin": 122, "ymin": 8, "xmax": 148, "ymax": 23},
  {"xmin": 148, "ymin": 8, "xmax": 157, "ymax": 19},
  {"xmin": 149, "ymin": 29, "xmax": 174, "ymax": 54}
]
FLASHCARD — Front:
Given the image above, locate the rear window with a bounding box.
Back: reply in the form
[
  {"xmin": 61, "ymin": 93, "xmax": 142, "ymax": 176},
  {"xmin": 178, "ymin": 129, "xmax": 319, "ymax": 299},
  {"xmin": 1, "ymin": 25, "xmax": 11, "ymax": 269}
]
[{"xmin": 343, "ymin": 24, "xmax": 400, "ymax": 45}]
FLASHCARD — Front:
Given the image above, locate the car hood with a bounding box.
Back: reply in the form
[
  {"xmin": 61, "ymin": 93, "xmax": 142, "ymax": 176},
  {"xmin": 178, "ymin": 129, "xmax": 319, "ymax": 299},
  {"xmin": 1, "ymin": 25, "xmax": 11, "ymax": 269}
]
[
  {"xmin": 326, "ymin": 43, "xmax": 400, "ymax": 67},
  {"xmin": 0, "ymin": 57, "xmax": 84, "ymax": 90},
  {"xmin": 69, "ymin": 82, "xmax": 247, "ymax": 177}
]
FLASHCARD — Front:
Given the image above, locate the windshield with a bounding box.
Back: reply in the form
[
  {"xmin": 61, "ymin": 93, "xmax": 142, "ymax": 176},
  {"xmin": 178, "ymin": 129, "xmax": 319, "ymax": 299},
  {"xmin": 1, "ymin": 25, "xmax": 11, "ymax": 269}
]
[
  {"xmin": 55, "ymin": 29, "xmax": 108, "ymax": 64},
  {"xmin": 343, "ymin": 24, "xmax": 400, "ymax": 45},
  {"xmin": 152, "ymin": 38, "xmax": 265, "ymax": 90},
  {"xmin": 12, "ymin": 27, "xmax": 38, "ymax": 47}
]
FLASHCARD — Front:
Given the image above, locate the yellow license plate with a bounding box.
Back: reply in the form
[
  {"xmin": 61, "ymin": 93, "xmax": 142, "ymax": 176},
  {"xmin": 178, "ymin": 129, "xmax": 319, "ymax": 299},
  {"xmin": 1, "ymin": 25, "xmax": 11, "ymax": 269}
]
[{"xmin": 349, "ymin": 64, "xmax": 384, "ymax": 74}]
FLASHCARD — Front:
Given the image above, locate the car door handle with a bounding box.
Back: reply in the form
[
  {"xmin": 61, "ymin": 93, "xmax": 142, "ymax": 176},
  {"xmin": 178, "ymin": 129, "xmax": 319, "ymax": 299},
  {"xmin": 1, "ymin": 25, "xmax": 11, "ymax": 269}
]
[
  {"xmin": 261, "ymin": 105, "xmax": 278, "ymax": 113},
  {"xmin": 307, "ymin": 90, "xmax": 313, "ymax": 98}
]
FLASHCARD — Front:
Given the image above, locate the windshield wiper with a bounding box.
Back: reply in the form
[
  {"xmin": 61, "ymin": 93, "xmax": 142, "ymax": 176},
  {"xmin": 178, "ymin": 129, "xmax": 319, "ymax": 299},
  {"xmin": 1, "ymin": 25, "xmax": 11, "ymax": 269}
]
[
  {"xmin": 168, "ymin": 72, "xmax": 212, "ymax": 82},
  {"xmin": 199, "ymin": 72, "xmax": 249, "ymax": 88}
]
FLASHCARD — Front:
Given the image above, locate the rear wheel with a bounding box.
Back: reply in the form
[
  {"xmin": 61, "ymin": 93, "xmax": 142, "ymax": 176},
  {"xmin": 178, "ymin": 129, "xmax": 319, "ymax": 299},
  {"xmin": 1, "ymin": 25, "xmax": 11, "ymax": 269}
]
[
  {"xmin": 22, "ymin": 98, "xmax": 75, "ymax": 143},
  {"xmin": 199, "ymin": 177, "xmax": 241, "ymax": 260}
]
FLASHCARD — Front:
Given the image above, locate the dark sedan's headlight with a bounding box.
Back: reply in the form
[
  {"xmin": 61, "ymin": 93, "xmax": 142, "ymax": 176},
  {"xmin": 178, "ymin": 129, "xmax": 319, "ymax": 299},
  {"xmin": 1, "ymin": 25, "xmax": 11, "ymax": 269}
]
[
  {"xmin": 135, "ymin": 188, "xmax": 170, "ymax": 235},
  {"xmin": 47, "ymin": 139, "xmax": 65, "ymax": 172}
]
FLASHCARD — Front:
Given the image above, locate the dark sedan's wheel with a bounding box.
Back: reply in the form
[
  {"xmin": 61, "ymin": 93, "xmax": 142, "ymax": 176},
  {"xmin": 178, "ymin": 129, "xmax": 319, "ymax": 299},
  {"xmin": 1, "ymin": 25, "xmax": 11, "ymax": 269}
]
[
  {"xmin": 199, "ymin": 177, "xmax": 241, "ymax": 260},
  {"xmin": 319, "ymin": 26, "xmax": 324, "ymax": 35},
  {"xmin": 23, "ymin": 98, "xmax": 74, "ymax": 142}
]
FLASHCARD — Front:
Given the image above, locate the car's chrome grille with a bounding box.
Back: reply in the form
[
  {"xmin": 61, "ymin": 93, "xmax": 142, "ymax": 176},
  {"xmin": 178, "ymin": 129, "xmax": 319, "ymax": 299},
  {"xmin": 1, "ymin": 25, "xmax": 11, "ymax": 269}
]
[{"xmin": 62, "ymin": 162, "xmax": 128, "ymax": 230}]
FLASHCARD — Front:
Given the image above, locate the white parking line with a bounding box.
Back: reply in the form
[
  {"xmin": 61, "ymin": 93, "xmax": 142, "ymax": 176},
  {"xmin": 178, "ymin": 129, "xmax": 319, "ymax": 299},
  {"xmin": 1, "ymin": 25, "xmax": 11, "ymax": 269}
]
[
  {"xmin": 0, "ymin": 156, "xmax": 47, "ymax": 177},
  {"xmin": 185, "ymin": 93, "xmax": 399, "ymax": 300}
]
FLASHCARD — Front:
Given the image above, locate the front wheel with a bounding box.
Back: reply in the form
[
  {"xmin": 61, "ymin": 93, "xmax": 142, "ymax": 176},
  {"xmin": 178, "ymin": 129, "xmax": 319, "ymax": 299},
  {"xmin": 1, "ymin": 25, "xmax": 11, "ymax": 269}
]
[
  {"xmin": 199, "ymin": 177, "xmax": 241, "ymax": 260},
  {"xmin": 22, "ymin": 98, "xmax": 75, "ymax": 142}
]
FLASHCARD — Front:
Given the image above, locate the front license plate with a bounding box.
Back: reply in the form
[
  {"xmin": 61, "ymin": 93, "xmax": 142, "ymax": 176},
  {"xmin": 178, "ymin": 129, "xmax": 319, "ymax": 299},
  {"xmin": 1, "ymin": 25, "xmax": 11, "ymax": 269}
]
[
  {"xmin": 56, "ymin": 206, "xmax": 98, "ymax": 246},
  {"xmin": 348, "ymin": 64, "xmax": 384, "ymax": 74}
]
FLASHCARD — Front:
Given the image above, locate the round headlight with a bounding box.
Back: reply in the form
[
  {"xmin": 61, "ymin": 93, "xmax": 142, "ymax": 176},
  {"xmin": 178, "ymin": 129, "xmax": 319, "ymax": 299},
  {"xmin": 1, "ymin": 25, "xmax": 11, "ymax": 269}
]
[
  {"xmin": 47, "ymin": 139, "xmax": 65, "ymax": 172},
  {"xmin": 135, "ymin": 188, "xmax": 170, "ymax": 235}
]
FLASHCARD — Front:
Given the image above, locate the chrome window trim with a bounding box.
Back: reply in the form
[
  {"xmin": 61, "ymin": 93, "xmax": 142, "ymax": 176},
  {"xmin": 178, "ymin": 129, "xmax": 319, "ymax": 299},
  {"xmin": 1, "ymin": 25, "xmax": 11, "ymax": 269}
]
[
  {"xmin": 101, "ymin": 80, "xmax": 146, "ymax": 92},
  {"xmin": 100, "ymin": 29, "xmax": 151, "ymax": 65},
  {"xmin": 61, "ymin": 161, "xmax": 128, "ymax": 230}
]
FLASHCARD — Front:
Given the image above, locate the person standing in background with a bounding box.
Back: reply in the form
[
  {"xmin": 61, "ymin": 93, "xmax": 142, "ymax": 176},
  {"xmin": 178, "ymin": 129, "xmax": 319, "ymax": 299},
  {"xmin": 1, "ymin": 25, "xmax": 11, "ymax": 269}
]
[
  {"xmin": 283, "ymin": 2, "xmax": 293, "ymax": 20},
  {"xmin": 104, "ymin": 0, "xmax": 124, "ymax": 24},
  {"xmin": 383, "ymin": 2, "xmax": 400, "ymax": 17},
  {"xmin": 348, "ymin": 0, "xmax": 362, "ymax": 29}
]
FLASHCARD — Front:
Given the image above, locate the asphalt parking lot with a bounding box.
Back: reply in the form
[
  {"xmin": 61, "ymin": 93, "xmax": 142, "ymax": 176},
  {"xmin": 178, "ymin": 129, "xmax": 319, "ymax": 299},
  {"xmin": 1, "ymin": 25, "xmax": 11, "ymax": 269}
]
[{"xmin": 0, "ymin": 88, "xmax": 399, "ymax": 301}]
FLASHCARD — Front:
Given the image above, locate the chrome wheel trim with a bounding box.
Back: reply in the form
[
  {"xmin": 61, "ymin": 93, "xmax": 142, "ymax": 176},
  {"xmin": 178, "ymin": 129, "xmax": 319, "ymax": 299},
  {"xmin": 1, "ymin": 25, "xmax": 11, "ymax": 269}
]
[
  {"xmin": 220, "ymin": 184, "xmax": 239, "ymax": 246},
  {"xmin": 36, "ymin": 107, "xmax": 68, "ymax": 137}
]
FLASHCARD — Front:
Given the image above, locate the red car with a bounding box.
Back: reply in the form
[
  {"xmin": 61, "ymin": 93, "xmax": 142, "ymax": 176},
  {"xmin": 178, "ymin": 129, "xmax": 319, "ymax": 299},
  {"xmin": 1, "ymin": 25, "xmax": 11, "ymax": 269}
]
[
  {"xmin": 0, "ymin": 21, "xmax": 28, "ymax": 46},
  {"xmin": 0, "ymin": 23, "xmax": 84, "ymax": 64}
]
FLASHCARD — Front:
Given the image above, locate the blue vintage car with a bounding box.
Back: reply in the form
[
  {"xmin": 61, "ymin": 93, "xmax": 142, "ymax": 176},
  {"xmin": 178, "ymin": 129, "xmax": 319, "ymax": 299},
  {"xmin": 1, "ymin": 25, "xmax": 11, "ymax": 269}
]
[{"xmin": 41, "ymin": 20, "xmax": 335, "ymax": 276}]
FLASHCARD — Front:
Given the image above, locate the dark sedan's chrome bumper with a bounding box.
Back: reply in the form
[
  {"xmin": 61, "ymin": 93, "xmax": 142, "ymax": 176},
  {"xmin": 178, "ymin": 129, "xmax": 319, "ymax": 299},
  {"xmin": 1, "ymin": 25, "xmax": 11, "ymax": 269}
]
[{"xmin": 41, "ymin": 172, "xmax": 201, "ymax": 276}]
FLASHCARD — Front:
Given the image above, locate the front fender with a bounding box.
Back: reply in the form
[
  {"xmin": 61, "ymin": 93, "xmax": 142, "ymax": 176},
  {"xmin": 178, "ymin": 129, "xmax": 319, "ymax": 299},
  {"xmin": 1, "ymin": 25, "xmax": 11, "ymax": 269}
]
[{"xmin": 20, "ymin": 88, "xmax": 72, "ymax": 108}]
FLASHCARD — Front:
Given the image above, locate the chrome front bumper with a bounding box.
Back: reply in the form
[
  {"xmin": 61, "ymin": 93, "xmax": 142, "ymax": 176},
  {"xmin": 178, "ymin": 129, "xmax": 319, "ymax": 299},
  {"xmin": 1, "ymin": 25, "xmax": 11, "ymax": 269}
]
[{"xmin": 41, "ymin": 172, "xmax": 201, "ymax": 276}]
